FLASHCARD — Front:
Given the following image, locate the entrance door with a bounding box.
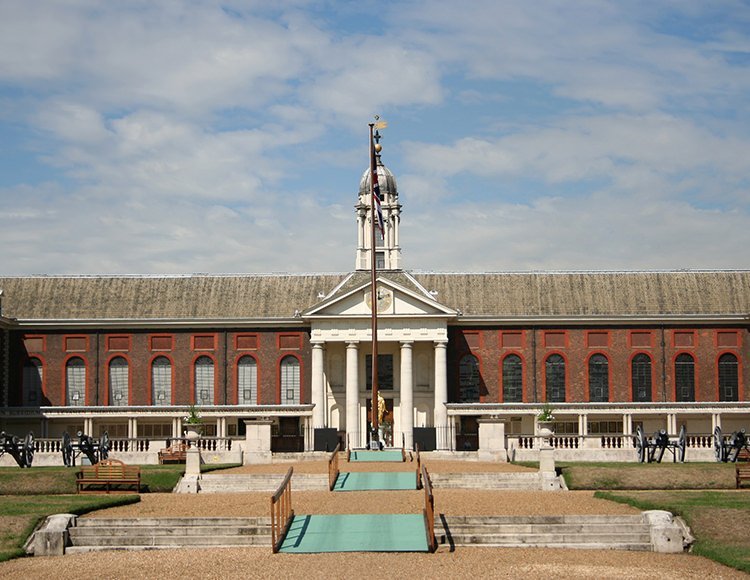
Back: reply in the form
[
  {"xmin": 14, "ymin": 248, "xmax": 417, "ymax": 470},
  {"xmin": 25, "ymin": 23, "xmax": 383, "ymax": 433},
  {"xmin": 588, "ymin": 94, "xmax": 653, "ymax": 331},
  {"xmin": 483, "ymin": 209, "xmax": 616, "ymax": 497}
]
[{"xmin": 271, "ymin": 417, "xmax": 304, "ymax": 452}]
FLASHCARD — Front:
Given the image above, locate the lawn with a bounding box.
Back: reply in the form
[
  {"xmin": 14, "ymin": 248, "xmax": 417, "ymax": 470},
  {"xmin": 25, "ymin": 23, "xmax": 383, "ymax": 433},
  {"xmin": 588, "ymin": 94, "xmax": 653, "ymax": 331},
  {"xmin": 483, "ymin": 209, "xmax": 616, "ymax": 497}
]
[
  {"xmin": 0, "ymin": 463, "xmax": 239, "ymax": 562},
  {"xmin": 556, "ymin": 461, "xmax": 736, "ymax": 490},
  {"xmin": 597, "ymin": 490, "xmax": 750, "ymax": 574}
]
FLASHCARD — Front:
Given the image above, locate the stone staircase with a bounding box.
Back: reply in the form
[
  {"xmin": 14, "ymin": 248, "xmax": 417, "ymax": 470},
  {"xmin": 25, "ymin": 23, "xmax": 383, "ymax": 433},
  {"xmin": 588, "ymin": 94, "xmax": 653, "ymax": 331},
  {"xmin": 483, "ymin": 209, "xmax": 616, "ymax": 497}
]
[
  {"xmin": 62, "ymin": 513, "xmax": 654, "ymax": 553},
  {"xmin": 196, "ymin": 473, "xmax": 328, "ymax": 493},
  {"xmin": 191, "ymin": 471, "xmax": 553, "ymax": 493},
  {"xmin": 66, "ymin": 517, "xmax": 272, "ymax": 553},
  {"xmin": 435, "ymin": 514, "xmax": 653, "ymax": 551},
  {"xmin": 429, "ymin": 472, "xmax": 550, "ymax": 490}
]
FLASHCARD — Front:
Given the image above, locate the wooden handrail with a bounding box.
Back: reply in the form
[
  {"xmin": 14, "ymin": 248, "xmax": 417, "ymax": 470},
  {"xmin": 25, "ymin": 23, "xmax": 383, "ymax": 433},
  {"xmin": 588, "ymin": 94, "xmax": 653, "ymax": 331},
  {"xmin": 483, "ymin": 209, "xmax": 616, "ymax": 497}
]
[
  {"xmin": 421, "ymin": 464, "xmax": 436, "ymax": 552},
  {"xmin": 270, "ymin": 467, "xmax": 294, "ymax": 553},
  {"xmin": 415, "ymin": 443, "xmax": 422, "ymax": 489},
  {"xmin": 328, "ymin": 442, "xmax": 341, "ymax": 491}
]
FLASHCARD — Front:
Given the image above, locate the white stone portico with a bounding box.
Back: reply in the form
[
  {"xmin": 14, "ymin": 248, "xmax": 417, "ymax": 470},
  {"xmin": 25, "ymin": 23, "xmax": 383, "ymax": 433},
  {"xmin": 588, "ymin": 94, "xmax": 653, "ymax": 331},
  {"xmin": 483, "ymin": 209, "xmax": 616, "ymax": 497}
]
[{"xmin": 304, "ymin": 275, "xmax": 456, "ymax": 449}]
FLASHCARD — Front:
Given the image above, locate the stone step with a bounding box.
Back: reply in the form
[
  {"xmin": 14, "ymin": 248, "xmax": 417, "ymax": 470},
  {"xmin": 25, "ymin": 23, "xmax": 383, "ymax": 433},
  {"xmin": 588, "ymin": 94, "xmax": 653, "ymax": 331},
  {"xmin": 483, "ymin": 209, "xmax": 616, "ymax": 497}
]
[
  {"xmin": 437, "ymin": 523, "xmax": 650, "ymax": 535},
  {"xmin": 436, "ymin": 540, "xmax": 654, "ymax": 552},
  {"xmin": 71, "ymin": 525, "xmax": 270, "ymax": 538},
  {"xmin": 197, "ymin": 474, "xmax": 328, "ymax": 492},
  {"xmin": 77, "ymin": 517, "xmax": 269, "ymax": 527},
  {"xmin": 69, "ymin": 534, "xmax": 271, "ymax": 547},
  {"xmin": 69, "ymin": 517, "xmax": 273, "ymax": 551},
  {"xmin": 440, "ymin": 514, "xmax": 646, "ymax": 525},
  {"xmin": 437, "ymin": 531, "xmax": 652, "ymax": 544}
]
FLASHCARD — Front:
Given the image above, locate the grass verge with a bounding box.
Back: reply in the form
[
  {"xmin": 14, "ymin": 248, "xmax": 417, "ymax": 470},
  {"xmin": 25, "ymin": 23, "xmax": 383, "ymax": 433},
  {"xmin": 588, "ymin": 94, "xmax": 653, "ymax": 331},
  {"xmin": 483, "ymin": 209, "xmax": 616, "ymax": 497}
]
[
  {"xmin": 0, "ymin": 462, "xmax": 240, "ymax": 562},
  {"xmin": 557, "ymin": 461, "xmax": 735, "ymax": 490},
  {"xmin": 0, "ymin": 494, "xmax": 139, "ymax": 562},
  {"xmin": 596, "ymin": 490, "xmax": 750, "ymax": 574}
]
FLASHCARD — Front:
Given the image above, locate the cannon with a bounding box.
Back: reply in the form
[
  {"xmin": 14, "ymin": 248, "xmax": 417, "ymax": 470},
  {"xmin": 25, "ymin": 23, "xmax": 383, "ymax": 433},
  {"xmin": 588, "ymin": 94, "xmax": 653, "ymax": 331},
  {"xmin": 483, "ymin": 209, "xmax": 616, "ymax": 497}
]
[
  {"xmin": 634, "ymin": 425, "xmax": 686, "ymax": 463},
  {"xmin": 0, "ymin": 431, "xmax": 35, "ymax": 468},
  {"xmin": 713, "ymin": 427, "xmax": 748, "ymax": 463},
  {"xmin": 61, "ymin": 431, "xmax": 110, "ymax": 467}
]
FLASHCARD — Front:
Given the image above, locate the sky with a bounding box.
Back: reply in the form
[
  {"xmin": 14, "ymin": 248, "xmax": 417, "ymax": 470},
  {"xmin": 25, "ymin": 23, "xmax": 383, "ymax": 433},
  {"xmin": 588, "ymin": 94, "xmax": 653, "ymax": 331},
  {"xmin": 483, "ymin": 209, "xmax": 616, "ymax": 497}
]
[{"xmin": 1, "ymin": 0, "xmax": 749, "ymax": 276}]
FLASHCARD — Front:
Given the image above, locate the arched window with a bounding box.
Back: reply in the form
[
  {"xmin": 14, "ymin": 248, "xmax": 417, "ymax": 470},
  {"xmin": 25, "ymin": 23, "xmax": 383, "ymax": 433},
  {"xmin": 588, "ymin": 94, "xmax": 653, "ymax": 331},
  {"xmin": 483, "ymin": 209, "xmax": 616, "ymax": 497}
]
[
  {"xmin": 718, "ymin": 353, "xmax": 739, "ymax": 402},
  {"xmin": 502, "ymin": 355, "xmax": 523, "ymax": 403},
  {"xmin": 151, "ymin": 356, "xmax": 172, "ymax": 406},
  {"xmin": 237, "ymin": 356, "xmax": 258, "ymax": 405},
  {"xmin": 459, "ymin": 354, "xmax": 480, "ymax": 403},
  {"xmin": 194, "ymin": 356, "xmax": 215, "ymax": 406},
  {"xmin": 588, "ymin": 354, "xmax": 609, "ymax": 402},
  {"xmin": 280, "ymin": 356, "xmax": 300, "ymax": 405},
  {"xmin": 631, "ymin": 354, "xmax": 652, "ymax": 402},
  {"xmin": 108, "ymin": 357, "xmax": 128, "ymax": 407},
  {"xmin": 22, "ymin": 358, "xmax": 43, "ymax": 406},
  {"xmin": 675, "ymin": 353, "xmax": 695, "ymax": 402},
  {"xmin": 545, "ymin": 354, "xmax": 566, "ymax": 403},
  {"xmin": 66, "ymin": 357, "xmax": 85, "ymax": 407}
]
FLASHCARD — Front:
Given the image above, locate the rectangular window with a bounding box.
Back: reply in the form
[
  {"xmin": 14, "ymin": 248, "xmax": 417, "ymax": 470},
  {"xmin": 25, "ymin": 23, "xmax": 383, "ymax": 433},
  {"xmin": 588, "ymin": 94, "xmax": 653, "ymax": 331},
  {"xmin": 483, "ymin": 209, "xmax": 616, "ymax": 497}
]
[
  {"xmin": 673, "ymin": 330, "xmax": 695, "ymax": 348},
  {"xmin": 544, "ymin": 331, "xmax": 566, "ymax": 348},
  {"xmin": 192, "ymin": 334, "xmax": 216, "ymax": 351},
  {"xmin": 23, "ymin": 335, "xmax": 45, "ymax": 353},
  {"xmin": 586, "ymin": 331, "xmax": 609, "ymax": 348},
  {"xmin": 366, "ymin": 354, "xmax": 394, "ymax": 390},
  {"xmin": 64, "ymin": 336, "xmax": 88, "ymax": 352},
  {"xmin": 716, "ymin": 330, "xmax": 740, "ymax": 348},
  {"xmin": 587, "ymin": 421, "xmax": 623, "ymax": 434},
  {"xmin": 278, "ymin": 334, "xmax": 302, "ymax": 350},
  {"xmin": 629, "ymin": 331, "xmax": 653, "ymax": 348},
  {"xmin": 150, "ymin": 335, "xmax": 173, "ymax": 351},
  {"xmin": 463, "ymin": 331, "xmax": 481, "ymax": 349},
  {"xmin": 107, "ymin": 335, "xmax": 130, "ymax": 351},
  {"xmin": 236, "ymin": 334, "xmax": 259, "ymax": 350},
  {"xmin": 500, "ymin": 331, "xmax": 523, "ymax": 349}
]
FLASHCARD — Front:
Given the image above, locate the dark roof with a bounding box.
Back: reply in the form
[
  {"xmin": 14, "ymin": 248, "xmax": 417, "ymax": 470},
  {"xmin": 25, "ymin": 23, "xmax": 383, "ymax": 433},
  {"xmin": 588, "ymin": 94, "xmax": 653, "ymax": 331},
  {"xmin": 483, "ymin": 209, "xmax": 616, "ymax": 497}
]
[{"xmin": 1, "ymin": 270, "xmax": 748, "ymax": 321}]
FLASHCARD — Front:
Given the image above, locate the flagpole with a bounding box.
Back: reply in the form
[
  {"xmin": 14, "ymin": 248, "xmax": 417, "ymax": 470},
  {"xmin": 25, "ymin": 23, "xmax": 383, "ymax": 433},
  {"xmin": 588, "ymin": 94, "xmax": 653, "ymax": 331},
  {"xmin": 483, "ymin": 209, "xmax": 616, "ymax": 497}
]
[{"xmin": 368, "ymin": 122, "xmax": 380, "ymax": 449}]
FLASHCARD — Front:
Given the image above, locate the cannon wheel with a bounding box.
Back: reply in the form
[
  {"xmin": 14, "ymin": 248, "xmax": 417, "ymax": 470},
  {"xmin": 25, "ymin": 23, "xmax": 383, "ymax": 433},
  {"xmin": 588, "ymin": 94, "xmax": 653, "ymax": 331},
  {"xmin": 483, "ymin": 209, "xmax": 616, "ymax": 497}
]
[
  {"xmin": 99, "ymin": 432, "xmax": 110, "ymax": 461},
  {"xmin": 22, "ymin": 431, "xmax": 34, "ymax": 468},
  {"xmin": 62, "ymin": 432, "xmax": 74, "ymax": 467},
  {"xmin": 713, "ymin": 426, "xmax": 724, "ymax": 462},
  {"xmin": 677, "ymin": 425, "xmax": 686, "ymax": 463},
  {"xmin": 635, "ymin": 426, "xmax": 646, "ymax": 463}
]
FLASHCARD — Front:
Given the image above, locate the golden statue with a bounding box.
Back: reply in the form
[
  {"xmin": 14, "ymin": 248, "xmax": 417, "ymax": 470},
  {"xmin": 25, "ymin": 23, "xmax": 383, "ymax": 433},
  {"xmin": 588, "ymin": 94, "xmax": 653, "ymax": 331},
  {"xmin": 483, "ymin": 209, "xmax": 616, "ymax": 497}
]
[{"xmin": 377, "ymin": 392, "xmax": 387, "ymax": 425}]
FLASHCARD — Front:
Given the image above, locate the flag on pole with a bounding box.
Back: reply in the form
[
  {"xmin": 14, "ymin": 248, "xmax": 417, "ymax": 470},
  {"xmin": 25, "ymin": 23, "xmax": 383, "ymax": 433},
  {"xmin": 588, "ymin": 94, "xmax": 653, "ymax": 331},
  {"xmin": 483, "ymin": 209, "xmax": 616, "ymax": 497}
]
[{"xmin": 371, "ymin": 136, "xmax": 384, "ymax": 236}]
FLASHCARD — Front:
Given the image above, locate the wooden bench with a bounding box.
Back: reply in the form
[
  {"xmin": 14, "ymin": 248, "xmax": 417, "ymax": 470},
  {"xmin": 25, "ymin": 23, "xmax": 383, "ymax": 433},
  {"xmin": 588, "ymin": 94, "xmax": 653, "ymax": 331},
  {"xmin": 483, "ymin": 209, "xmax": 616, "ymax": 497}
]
[
  {"xmin": 76, "ymin": 458, "xmax": 141, "ymax": 494},
  {"xmin": 736, "ymin": 449, "xmax": 750, "ymax": 489},
  {"xmin": 158, "ymin": 442, "xmax": 189, "ymax": 464}
]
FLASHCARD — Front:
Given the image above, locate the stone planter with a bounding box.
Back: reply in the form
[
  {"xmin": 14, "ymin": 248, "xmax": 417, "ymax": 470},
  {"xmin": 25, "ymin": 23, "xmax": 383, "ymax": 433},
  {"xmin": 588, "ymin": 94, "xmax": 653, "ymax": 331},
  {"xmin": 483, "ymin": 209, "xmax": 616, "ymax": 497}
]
[
  {"xmin": 537, "ymin": 421, "xmax": 555, "ymax": 443},
  {"xmin": 184, "ymin": 423, "xmax": 202, "ymax": 441}
]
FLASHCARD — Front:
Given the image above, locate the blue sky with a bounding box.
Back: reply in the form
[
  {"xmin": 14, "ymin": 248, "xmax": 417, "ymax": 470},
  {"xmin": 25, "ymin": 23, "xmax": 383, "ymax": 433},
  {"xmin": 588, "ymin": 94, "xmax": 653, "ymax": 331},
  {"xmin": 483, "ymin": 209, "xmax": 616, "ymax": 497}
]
[{"xmin": 1, "ymin": 0, "xmax": 749, "ymax": 275}]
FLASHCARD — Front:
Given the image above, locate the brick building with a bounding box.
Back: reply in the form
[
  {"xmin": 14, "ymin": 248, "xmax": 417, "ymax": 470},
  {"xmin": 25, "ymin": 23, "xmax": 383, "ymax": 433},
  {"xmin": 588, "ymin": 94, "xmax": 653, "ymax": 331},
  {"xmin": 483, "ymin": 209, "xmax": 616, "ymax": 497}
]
[{"xmin": 0, "ymin": 151, "xmax": 748, "ymax": 461}]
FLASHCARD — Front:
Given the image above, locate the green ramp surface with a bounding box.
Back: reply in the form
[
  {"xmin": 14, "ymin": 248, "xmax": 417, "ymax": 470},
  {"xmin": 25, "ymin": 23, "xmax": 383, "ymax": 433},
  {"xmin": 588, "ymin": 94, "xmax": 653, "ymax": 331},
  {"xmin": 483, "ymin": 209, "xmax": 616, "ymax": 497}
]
[
  {"xmin": 279, "ymin": 514, "xmax": 429, "ymax": 553},
  {"xmin": 349, "ymin": 450, "xmax": 404, "ymax": 462},
  {"xmin": 333, "ymin": 471, "xmax": 416, "ymax": 491}
]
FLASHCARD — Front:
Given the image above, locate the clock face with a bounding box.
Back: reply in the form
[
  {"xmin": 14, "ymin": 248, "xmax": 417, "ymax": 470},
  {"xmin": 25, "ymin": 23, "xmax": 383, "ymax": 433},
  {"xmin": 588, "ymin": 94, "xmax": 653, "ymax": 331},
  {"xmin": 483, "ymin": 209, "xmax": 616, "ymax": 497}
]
[{"xmin": 365, "ymin": 289, "xmax": 393, "ymax": 312}]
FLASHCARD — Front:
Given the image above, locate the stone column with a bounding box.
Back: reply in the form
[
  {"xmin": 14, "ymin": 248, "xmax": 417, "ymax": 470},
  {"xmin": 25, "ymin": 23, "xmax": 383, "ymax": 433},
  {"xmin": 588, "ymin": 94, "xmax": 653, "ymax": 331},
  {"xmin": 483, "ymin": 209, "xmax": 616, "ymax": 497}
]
[
  {"xmin": 400, "ymin": 341, "xmax": 414, "ymax": 450},
  {"xmin": 345, "ymin": 341, "xmax": 360, "ymax": 449},
  {"xmin": 434, "ymin": 340, "xmax": 448, "ymax": 450},
  {"xmin": 311, "ymin": 341, "xmax": 326, "ymax": 429},
  {"xmin": 623, "ymin": 414, "xmax": 633, "ymax": 436}
]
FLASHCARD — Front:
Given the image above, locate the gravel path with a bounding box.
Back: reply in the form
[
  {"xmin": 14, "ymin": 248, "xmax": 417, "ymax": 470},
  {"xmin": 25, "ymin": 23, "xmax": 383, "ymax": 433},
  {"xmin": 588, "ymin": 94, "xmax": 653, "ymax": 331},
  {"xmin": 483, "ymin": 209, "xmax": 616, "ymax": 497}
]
[{"xmin": 0, "ymin": 459, "xmax": 745, "ymax": 579}]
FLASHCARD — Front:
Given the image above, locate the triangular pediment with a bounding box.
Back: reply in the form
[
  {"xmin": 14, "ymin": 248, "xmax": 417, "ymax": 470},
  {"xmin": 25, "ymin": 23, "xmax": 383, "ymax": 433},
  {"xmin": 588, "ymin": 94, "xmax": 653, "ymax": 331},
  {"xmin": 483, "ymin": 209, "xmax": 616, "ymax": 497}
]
[{"xmin": 303, "ymin": 275, "xmax": 456, "ymax": 319}]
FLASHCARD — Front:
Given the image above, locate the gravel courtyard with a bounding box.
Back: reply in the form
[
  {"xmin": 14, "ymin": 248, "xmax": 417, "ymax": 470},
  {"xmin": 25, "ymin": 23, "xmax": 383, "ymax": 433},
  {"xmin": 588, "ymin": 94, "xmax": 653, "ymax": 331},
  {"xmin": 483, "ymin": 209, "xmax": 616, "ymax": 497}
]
[{"xmin": 0, "ymin": 459, "xmax": 745, "ymax": 579}]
